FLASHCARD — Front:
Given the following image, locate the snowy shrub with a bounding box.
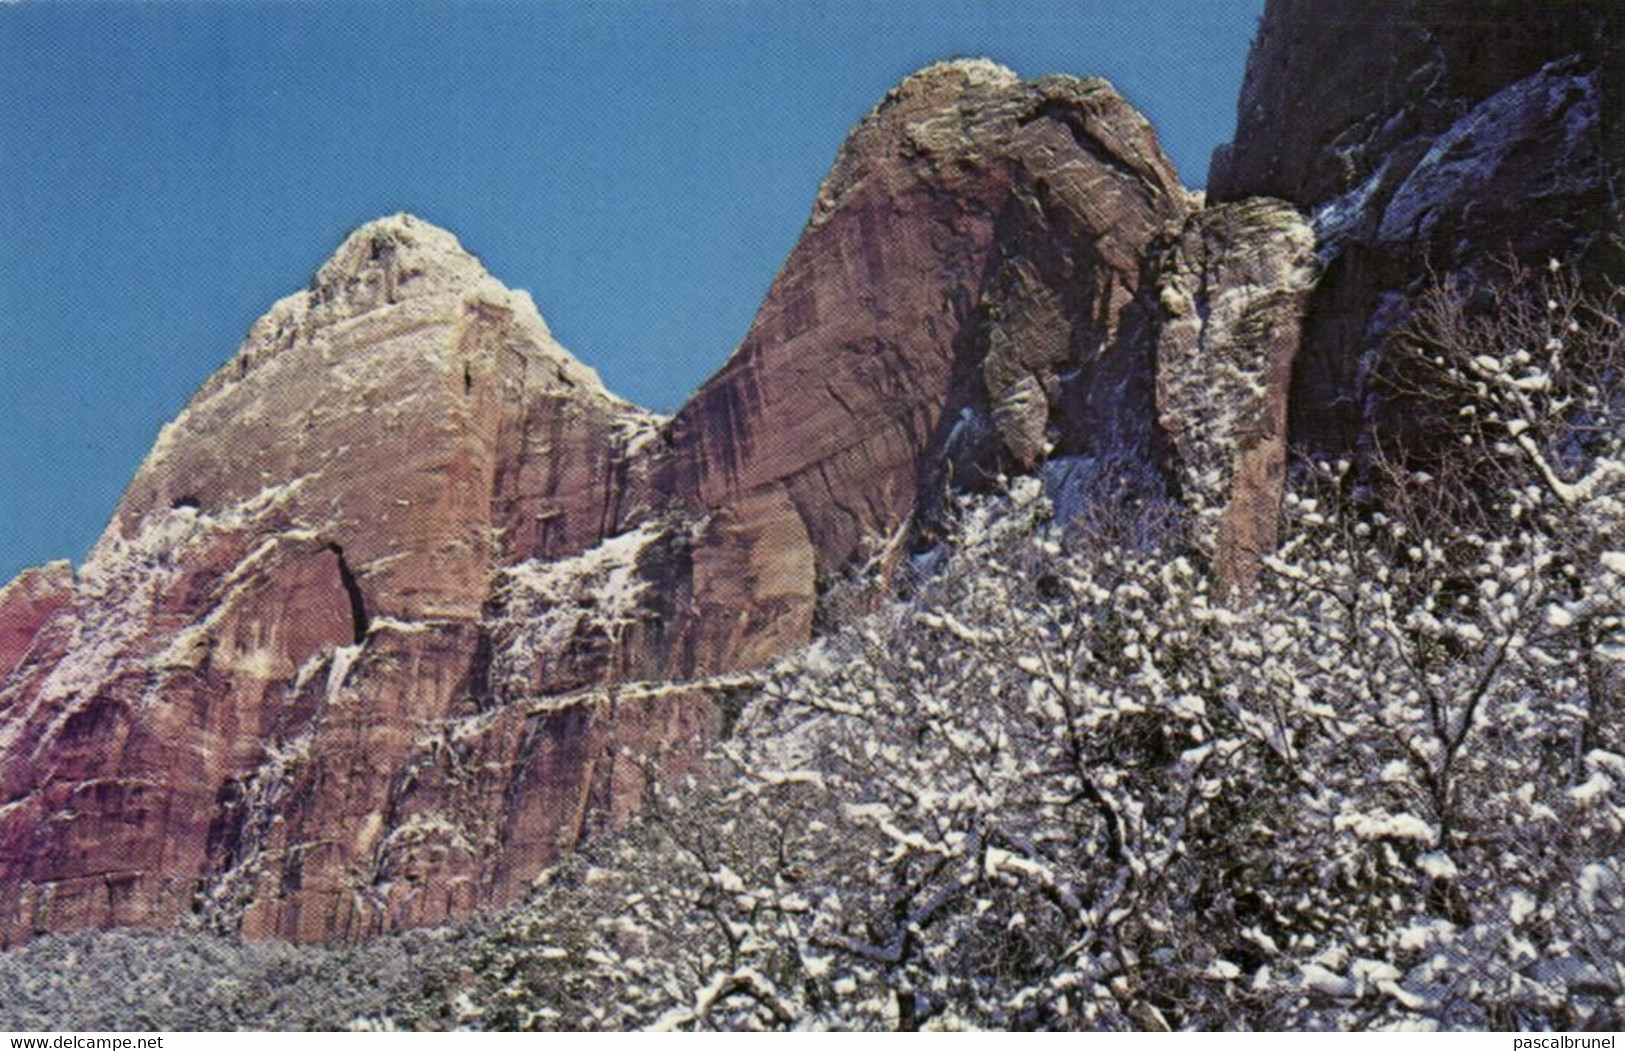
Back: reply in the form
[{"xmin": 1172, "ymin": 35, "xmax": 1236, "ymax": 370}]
[
  {"xmin": 416, "ymin": 266, "xmax": 1619, "ymax": 1031},
  {"xmin": 0, "ymin": 928, "xmax": 464, "ymax": 1031},
  {"xmin": 3, "ymin": 266, "xmax": 1617, "ymax": 1031}
]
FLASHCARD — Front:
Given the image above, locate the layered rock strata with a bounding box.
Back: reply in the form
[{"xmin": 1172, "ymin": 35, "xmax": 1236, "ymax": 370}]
[
  {"xmin": 13, "ymin": 5, "xmax": 1597, "ymax": 939},
  {"xmin": 654, "ymin": 59, "xmax": 1189, "ymax": 662},
  {"xmin": 1154, "ymin": 200, "xmax": 1319, "ymax": 598},
  {"xmin": 1209, "ymin": 0, "xmax": 1620, "ymax": 456},
  {"xmin": 0, "ymin": 61, "xmax": 1201, "ymax": 944},
  {"xmin": 0, "ymin": 216, "xmax": 689, "ymax": 943}
]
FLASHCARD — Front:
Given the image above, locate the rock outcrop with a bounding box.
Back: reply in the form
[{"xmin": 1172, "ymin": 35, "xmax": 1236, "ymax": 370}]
[
  {"xmin": 1208, "ymin": 0, "xmax": 1620, "ymax": 456},
  {"xmin": 0, "ymin": 62, "xmax": 1194, "ymax": 945},
  {"xmin": 1154, "ymin": 200, "xmax": 1318, "ymax": 598},
  {"xmin": 653, "ymin": 60, "xmax": 1188, "ymax": 668},
  {"xmin": 0, "ymin": 216, "xmax": 690, "ymax": 943},
  {"xmin": 6, "ymin": 2, "xmax": 1611, "ymax": 943},
  {"xmin": 0, "ymin": 562, "xmax": 73, "ymax": 685}
]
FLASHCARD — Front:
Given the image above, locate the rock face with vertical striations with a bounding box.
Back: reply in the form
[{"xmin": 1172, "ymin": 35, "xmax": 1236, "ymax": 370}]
[
  {"xmin": 1207, "ymin": 0, "xmax": 1620, "ymax": 457},
  {"xmin": 0, "ymin": 215, "xmax": 685, "ymax": 943},
  {"xmin": 8, "ymin": 4, "xmax": 1608, "ymax": 942},
  {"xmin": 0, "ymin": 61, "xmax": 1195, "ymax": 945},
  {"xmin": 1154, "ymin": 200, "xmax": 1319, "ymax": 598},
  {"xmin": 654, "ymin": 60, "xmax": 1188, "ymax": 672}
]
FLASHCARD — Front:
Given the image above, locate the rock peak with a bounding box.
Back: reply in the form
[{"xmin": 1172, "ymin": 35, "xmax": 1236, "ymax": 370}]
[
  {"xmin": 217, "ymin": 213, "xmax": 616, "ymax": 406},
  {"xmin": 812, "ymin": 55, "xmax": 1178, "ymax": 231},
  {"xmin": 860, "ymin": 56, "xmax": 1023, "ymax": 129},
  {"xmin": 306, "ymin": 211, "xmax": 490, "ymax": 316},
  {"xmin": 330, "ymin": 211, "xmax": 472, "ymax": 268},
  {"xmin": 896, "ymin": 56, "xmax": 1019, "ymax": 93},
  {"xmin": 349, "ymin": 210, "xmax": 439, "ymax": 237}
]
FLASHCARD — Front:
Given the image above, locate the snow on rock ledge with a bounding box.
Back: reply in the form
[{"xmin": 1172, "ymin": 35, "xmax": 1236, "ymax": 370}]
[
  {"xmin": 0, "ymin": 213, "xmax": 664, "ymax": 945},
  {"xmin": 1, "ymin": 51, "xmax": 1199, "ymax": 946},
  {"xmin": 1155, "ymin": 199, "xmax": 1320, "ymax": 599}
]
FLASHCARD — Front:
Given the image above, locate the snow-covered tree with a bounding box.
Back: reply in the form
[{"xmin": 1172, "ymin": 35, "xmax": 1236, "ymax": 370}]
[{"xmin": 399, "ymin": 266, "xmax": 1619, "ymax": 1031}]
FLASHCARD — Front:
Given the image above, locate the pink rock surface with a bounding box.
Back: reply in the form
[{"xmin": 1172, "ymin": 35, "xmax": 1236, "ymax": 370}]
[{"xmin": 0, "ymin": 62, "xmax": 1197, "ymax": 944}]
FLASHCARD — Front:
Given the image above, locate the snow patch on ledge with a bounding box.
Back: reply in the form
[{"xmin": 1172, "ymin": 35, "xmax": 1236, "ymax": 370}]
[
  {"xmin": 905, "ymin": 57, "xmax": 1020, "ymax": 90},
  {"xmin": 1311, "ymin": 158, "xmax": 1389, "ymax": 262},
  {"xmin": 499, "ymin": 523, "xmax": 662, "ymax": 619},
  {"xmin": 486, "ymin": 522, "xmax": 666, "ymax": 702}
]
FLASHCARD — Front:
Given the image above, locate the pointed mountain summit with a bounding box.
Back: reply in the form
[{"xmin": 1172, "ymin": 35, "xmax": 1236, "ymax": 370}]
[
  {"xmin": 650, "ymin": 60, "xmax": 1191, "ymax": 675},
  {"xmin": 0, "ymin": 54, "xmax": 1342, "ymax": 945},
  {"xmin": 118, "ymin": 211, "xmax": 629, "ymax": 579},
  {"xmin": 0, "ymin": 213, "xmax": 665, "ymax": 943}
]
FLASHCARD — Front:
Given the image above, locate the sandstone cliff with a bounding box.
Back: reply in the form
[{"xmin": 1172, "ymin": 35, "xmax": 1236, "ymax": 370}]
[
  {"xmin": 649, "ymin": 59, "xmax": 1190, "ymax": 672},
  {"xmin": 6, "ymin": 2, "xmax": 1610, "ymax": 944},
  {"xmin": 1154, "ymin": 200, "xmax": 1318, "ymax": 599},
  {"xmin": 0, "ymin": 216, "xmax": 698, "ymax": 943}
]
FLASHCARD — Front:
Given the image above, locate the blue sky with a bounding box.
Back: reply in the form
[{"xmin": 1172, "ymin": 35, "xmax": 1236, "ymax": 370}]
[{"xmin": 0, "ymin": 0, "xmax": 1264, "ymax": 582}]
